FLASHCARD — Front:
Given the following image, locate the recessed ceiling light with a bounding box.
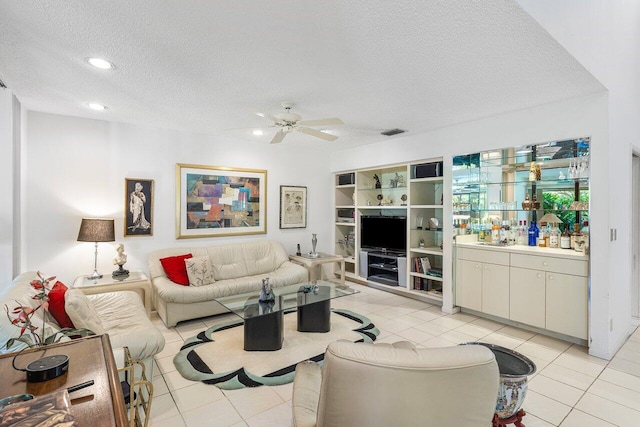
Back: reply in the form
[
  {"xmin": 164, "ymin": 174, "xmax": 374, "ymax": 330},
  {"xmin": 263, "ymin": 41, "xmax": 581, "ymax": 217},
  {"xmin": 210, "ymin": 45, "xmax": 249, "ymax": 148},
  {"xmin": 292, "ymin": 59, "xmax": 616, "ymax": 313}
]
[
  {"xmin": 253, "ymin": 130, "xmax": 264, "ymax": 136},
  {"xmin": 86, "ymin": 102, "xmax": 107, "ymax": 111},
  {"xmin": 87, "ymin": 57, "xmax": 115, "ymax": 70}
]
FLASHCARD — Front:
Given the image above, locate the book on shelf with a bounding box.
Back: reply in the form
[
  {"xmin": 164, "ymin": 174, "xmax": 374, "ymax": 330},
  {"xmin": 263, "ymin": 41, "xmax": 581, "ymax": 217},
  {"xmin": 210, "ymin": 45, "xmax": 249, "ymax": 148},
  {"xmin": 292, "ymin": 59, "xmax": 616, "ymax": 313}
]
[
  {"xmin": 413, "ymin": 276, "xmax": 443, "ymax": 293},
  {"xmin": 426, "ymin": 268, "xmax": 442, "ymax": 278},
  {"xmin": 412, "ymin": 256, "xmax": 431, "ymax": 274}
]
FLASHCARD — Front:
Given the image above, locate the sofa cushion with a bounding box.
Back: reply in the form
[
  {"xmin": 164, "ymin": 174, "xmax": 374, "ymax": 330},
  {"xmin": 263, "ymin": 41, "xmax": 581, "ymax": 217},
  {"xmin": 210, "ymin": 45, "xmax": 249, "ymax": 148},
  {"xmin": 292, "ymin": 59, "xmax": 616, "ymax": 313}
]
[
  {"xmin": 160, "ymin": 254, "xmax": 193, "ymax": 285},
  {"xmin": 65, "ymin": 289, "xmax": 106, "ymax": 335},
  {"xmin": 185, "ymin": 256, "xmax": 215, "ymax": 287},
  {"xmin": 88, "ymin": 291, "xmax": 165, "ymax": 361},
  {"xmin": 48, "ymin": 281, "xmax": 75, "ymax": 328}
]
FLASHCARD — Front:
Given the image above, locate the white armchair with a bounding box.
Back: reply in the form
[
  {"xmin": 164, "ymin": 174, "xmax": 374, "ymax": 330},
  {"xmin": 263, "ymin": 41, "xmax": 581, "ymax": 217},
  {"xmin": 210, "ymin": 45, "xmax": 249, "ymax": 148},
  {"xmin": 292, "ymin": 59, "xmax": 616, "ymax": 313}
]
[{"xmin": 292, "ymin": 340, "xmax": 499, "ymax": 427}]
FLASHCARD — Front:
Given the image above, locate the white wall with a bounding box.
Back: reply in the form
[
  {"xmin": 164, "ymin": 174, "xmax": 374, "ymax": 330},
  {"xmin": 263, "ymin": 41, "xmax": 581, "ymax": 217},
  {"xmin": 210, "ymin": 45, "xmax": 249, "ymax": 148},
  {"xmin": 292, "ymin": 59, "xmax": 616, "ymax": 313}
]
[
  {"xmin": 331, "ymin": 92, "xmax": 614, "ymax": 358},
  {"xmin": 516, "ymin": 0, "xmax": 640, "ymax": 359},
  {"xmin": 24, "ymin": 111, "xmax": 332, "ymax": 284},
  {"xmin": 0, "ymin": 89, "xmax": 20, "ymax": 283}
]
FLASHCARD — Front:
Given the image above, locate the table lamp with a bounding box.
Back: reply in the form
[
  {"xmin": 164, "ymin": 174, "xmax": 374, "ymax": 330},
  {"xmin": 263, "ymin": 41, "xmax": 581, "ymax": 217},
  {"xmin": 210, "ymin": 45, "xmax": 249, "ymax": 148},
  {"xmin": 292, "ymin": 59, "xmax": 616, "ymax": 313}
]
[
  {"xmin": 77, "ymin": 218, "xmax": 115, "ymax": 279},
  {"xmin": 539, "ymin": 213, "xmax": 563, "ymax": 225}
]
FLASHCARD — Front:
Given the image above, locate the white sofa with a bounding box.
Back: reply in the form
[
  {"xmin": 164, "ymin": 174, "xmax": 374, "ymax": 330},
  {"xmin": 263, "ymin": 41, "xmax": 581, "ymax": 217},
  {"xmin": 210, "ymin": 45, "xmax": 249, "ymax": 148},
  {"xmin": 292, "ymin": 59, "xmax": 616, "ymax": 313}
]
[
  {"xmin": 0, "ymin": 271, "xmax": 165, "ymax": 378},
  {"xmin": 149, "ymin": 240, "xmax": 309, "ymax": 327}
]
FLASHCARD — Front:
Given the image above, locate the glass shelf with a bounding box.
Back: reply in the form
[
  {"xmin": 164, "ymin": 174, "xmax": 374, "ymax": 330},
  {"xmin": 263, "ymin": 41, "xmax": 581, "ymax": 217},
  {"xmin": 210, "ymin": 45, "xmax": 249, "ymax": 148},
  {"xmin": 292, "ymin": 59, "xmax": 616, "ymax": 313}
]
[{"xmin": 358, "ymin": 186, "xmax": 408, "ymax": 191}]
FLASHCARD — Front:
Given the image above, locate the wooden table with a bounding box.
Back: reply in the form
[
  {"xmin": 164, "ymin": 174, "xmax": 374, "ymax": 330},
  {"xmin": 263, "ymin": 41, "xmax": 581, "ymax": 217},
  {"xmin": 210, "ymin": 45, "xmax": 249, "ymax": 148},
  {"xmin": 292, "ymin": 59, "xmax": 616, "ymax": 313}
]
[
  {"xmin": 289, "ymin": 253, "xmax": 346, "ymax": 286},
  {"xmin": 73, "ymin": 271, "xmax": 152, "ymax": 318},
  {"xmin": 0, "ymin": 335, "xmax": 128, "ymax": 426}
]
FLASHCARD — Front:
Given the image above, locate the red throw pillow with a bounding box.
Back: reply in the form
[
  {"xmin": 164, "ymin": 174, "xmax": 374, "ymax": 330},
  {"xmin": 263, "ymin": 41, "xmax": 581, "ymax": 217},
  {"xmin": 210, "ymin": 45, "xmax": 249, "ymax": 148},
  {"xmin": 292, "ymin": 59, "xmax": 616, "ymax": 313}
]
[
  {"xmin": 48, "ymin": 281, "xmax": 75, "ymax": 328},
  {"xmin": 160, "ymin": 254, "xmax": 193, "ymax": 285}
]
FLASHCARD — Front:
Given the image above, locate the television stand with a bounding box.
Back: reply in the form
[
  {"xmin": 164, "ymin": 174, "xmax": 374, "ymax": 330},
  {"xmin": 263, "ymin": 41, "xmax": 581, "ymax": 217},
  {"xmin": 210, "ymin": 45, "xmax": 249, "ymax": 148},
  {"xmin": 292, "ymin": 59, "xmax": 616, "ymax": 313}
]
[{"xmin": 366, "ymin": 252, "xmax": 406, "ymax": 287}]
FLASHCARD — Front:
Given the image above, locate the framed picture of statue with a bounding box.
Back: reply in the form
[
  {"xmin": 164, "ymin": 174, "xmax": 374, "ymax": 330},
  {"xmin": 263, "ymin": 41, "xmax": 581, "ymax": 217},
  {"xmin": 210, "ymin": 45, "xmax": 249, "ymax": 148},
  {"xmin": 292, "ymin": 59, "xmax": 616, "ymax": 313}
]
[
  {"xmin": 279, "ymin": 185, "xmax": 307, "ymax": 229},
  {"xmin": 176, "ymin": 164, "xmax": 267, "ymax": 238},
  {"xmin": 124, "ymin": 178, "xmax": 154, "ymax": 237}
]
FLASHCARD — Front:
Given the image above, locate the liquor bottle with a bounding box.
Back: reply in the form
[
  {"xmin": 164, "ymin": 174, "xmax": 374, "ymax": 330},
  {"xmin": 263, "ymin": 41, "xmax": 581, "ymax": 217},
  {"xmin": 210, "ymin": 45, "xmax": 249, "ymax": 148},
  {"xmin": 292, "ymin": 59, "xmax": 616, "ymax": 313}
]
[
  {"xmin": 544, "ymin": 222, "xmax": 551, "ymax": 248},
  {"xmin": 549, "ymin": 223, "xmax": 560, "ymax": 248},
  {"xmin": 500, "ymin": 220, "xmax": 509, "ymax": 245},
  {"xmin": 560, "ymin": 225, "xmax": 571, "ymax": 249},
  {"xmin": 517, "ymin": 220, "xmax": 527, "ymax": 245},
  {"xmin": 491, "ymin": 222, "xmax": 500, "ymax": 244},
  {"xmin": 528, "ymin": 221, "xmax": 539, "ymax": 246},
  {"xmin": 484, "ymin": 224, "xmax": 493, "ymax": 243},
  {"xmin": 538, "ymin": 221, "xmax": 547, "ymax": 247},
  {"xmin": 571, "ymin": 223, "xmax": 581, "ymax": 249},
  {"xmin": 508, "ymin": 220, "xmax": 517, "ymax": 246},
  {"xmin": 581, "ymin": 221, "xmax": 590, "ymax": 253}
]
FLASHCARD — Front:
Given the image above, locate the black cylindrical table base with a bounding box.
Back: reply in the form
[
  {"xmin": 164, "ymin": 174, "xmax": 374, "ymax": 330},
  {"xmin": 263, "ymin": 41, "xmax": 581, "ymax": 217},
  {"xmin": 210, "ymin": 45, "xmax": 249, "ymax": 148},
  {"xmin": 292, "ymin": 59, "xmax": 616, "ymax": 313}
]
[
  {"xmin": 297, "ymin": 299, "xmax": 331, "ymax": 332},
  {"xmin": 244, "ymin": 310, "xmax": 284, "ymax": 351}
]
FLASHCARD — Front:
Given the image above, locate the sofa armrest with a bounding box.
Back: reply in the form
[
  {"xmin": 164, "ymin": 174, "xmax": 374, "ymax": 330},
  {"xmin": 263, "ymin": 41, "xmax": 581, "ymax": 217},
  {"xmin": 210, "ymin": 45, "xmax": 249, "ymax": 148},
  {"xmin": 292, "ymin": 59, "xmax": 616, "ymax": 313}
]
[{"xmin": 292, "ymin": 361, "xmax": 321, "ymax": 427}]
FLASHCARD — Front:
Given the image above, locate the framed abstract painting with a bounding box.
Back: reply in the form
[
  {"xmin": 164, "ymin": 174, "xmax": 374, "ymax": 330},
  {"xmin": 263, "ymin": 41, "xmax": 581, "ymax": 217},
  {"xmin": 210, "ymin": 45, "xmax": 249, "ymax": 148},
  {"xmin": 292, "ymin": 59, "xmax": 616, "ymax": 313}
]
[
  {"xmin": 124, "ymin": 178, "xmax": 154, "ymax": 237},
  {"xmin": 176, "ymin": 164, "xmax": 267, "ymax": 238},
  {"xmin": 279, "ymin": 185, "xmax": 307, "ymax": 229}
]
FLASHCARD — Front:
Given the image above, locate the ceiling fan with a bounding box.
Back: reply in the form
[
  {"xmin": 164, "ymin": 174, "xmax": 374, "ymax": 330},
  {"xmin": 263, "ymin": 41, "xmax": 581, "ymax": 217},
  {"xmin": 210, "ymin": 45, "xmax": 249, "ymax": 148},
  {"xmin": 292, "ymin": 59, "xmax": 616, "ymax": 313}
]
[{"xmin": 256, "ymin": 102, "xmax": 344, "ymax": 144}]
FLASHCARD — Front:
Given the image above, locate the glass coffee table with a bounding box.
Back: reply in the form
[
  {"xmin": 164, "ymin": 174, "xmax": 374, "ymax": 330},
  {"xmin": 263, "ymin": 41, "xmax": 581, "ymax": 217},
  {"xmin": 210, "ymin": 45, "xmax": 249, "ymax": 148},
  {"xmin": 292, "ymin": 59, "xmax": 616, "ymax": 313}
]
[{"xmin": 214, "ymin": 281, "xmax": 359, "ymax": 351}]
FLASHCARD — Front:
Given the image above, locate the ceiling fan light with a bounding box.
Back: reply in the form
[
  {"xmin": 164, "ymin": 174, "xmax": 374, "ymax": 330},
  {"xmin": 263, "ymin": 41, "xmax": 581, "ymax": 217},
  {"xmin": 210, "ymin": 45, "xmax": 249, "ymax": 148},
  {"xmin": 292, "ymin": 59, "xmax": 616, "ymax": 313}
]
[
  {"xmin": 87, "ymin": 57, "xmax": 115, "ymax": 70},
  {"xmin": 252, "ymin": 130, "xmax": 264, "ymax": 136}
]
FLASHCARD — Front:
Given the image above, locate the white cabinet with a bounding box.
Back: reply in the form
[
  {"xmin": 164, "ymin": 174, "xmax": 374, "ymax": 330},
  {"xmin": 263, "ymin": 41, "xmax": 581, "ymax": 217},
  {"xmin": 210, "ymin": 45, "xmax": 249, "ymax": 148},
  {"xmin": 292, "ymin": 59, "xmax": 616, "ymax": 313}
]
[
  {"xmin": 509, "ymin": 266, "xmax": 546, "ymax": 329},
  {"xmin": 456, "ymin": 248, "xmax": 509, "ymax": 318},
  {"xmin": 455, "ymin": 243, "xmax": 588, "ymax": 341},
  {"xmin": 481, "ymin": 263, "xmax": 510, "ymax": 319},
  {"xmin": 546, "ymin": 272, "xmax": 588, "ymax": 339},
  {"xmin": 457, "ymin": 259, "xmax": 482, "ymax": 311}
]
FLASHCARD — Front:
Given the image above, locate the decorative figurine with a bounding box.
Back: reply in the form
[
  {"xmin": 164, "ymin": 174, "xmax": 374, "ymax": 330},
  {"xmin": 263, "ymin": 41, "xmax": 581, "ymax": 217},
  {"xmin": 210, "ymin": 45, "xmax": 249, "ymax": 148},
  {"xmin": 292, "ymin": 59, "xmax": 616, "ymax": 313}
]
[
  {"xmin": 400, "ymin": 194, "xmax": 408, "ymax": 206},
  {"xmin": 396, "ymin": 173, "xmax": 405, "ymax": 187},
  {"xmin": 373, "ymin": 174, "xmax": 382, "ymax": 189},
  {"xmin": 377, "ymin": 194, "xmax": 383, "ymax": 205},
  {"xmin": 310, "ymin": 233, "xmax": 318, "ymax": 257},
  {"xmin": 112, "ymin": 243, "xmax": 129, "ymax": 278},
  {"xmin": 259, "ymin": 277, "xmax": 275, "ymax": 302}
]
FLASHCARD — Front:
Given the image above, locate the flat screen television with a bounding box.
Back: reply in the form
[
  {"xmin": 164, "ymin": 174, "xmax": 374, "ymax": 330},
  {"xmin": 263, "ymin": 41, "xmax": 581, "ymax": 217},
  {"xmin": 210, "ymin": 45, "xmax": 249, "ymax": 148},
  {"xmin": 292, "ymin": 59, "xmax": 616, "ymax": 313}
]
[{"xmin": 360, "ymin": 216, "xmax": 407, "ymax": 253}]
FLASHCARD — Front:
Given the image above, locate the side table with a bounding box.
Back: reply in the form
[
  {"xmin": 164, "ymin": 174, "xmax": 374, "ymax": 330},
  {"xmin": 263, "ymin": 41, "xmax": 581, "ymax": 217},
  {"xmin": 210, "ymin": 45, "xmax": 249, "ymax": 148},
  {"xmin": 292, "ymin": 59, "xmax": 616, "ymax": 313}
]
[
  {"xmin": 73, "ymin": 271, "xmax": 152, "ymax": 318},
  {"xmin": 289, "ymin": 253, "xmax": 346, "ymax": 286},
  {"xmin": 0, "ymin": 335, "xmax": 128, "ymax": 426}
]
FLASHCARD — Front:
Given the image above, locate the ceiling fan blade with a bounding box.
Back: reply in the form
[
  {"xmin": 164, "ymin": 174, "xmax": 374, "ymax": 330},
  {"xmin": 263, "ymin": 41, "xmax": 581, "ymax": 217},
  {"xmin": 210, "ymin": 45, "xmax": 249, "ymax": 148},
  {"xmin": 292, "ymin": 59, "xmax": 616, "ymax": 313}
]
[
  {"xmin": 225, "ymin": 125, "xmax": 275, "ymax": 131},
  {"xmin": 297, "ymin": 118, "xmax": 344, "ymax": 127},
  {"xmin": 270, "ymin": 129, "xmax": 286, "ymax": 144},
  {"xmin": 297, "ymin": 126, "xmax": 338, "ymax": 141},
  {"xmin": 257, "ymin": 112, "xmax": 284, "ymax": 124}
]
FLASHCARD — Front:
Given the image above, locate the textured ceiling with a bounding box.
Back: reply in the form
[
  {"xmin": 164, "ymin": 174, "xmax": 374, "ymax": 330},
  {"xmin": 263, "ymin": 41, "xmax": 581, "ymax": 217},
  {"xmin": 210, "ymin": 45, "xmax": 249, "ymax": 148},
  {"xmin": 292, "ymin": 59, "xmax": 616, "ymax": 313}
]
[{"xmin": 0, "ymin": 0, "xmax": 605, "ymax": 149}]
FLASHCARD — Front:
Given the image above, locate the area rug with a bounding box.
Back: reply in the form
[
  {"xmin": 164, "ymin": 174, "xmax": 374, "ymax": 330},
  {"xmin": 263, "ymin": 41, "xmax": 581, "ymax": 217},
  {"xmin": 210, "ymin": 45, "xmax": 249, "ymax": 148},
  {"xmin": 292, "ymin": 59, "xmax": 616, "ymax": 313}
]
[{"xmin": 173, "ymin": 308, "xmax": 378, "ymax": 389}]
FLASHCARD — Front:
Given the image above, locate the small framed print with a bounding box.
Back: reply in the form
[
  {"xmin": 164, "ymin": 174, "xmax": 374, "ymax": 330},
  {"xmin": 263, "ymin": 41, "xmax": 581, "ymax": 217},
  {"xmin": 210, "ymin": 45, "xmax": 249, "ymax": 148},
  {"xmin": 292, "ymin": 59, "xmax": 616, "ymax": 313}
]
[
  {"xmin": 124, "ymin": 178, "xmax": 154, "ymax": 237},
  {"xmin": 279, "ymin": 185, "xmax": 307, "ymax": 229}
]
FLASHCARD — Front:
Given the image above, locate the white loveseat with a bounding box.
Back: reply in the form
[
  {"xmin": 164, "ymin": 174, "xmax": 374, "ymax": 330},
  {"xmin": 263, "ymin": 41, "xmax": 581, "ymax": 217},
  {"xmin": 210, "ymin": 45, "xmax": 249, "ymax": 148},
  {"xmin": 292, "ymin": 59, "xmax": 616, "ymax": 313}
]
[
  {"xmin": 0, "ymin": 271, "xmax": 165, "ymax": 378},
  {"xmin": 149, "ymin": 240, "xmax": 309, "ymax": 327}
]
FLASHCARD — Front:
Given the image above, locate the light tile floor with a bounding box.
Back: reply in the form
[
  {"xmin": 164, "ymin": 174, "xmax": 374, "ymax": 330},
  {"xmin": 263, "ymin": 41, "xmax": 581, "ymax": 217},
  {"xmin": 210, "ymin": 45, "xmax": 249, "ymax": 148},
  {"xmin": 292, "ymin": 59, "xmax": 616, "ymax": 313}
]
[{"xmin": 148, "ymin": 282, "xmax": 640, "ymax": 426}]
